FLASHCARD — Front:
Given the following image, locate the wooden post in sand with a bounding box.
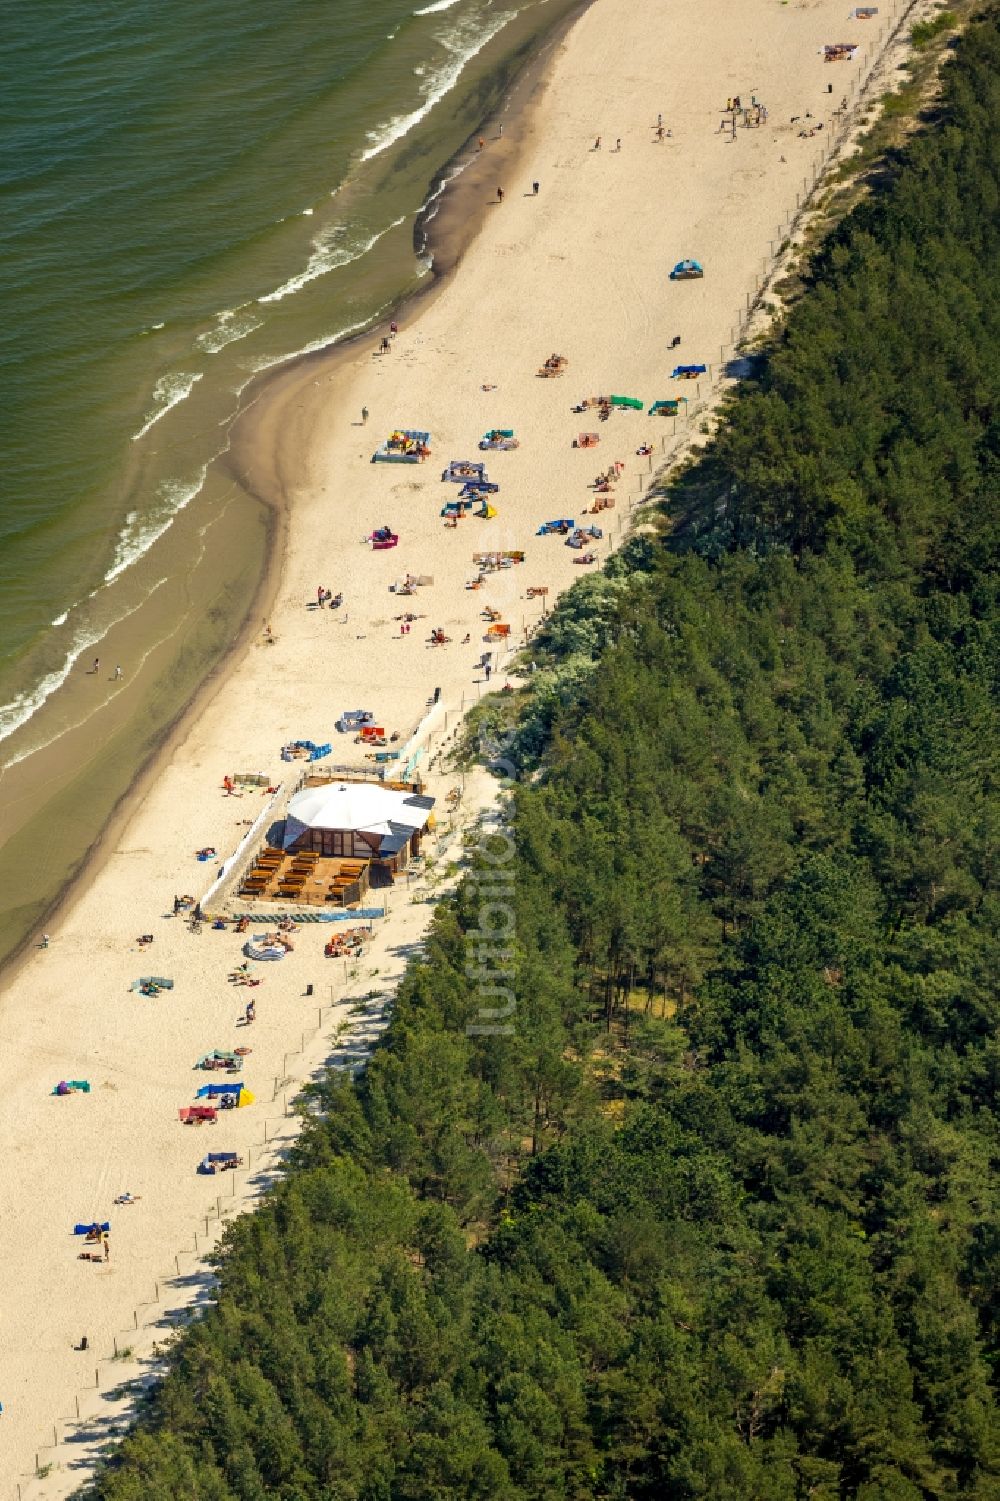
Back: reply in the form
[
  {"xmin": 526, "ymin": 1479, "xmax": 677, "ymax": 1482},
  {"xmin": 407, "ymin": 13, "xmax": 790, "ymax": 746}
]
[{"xmin": 77, "ymin": 1392, "xmax": 81, "ymax": 1417}]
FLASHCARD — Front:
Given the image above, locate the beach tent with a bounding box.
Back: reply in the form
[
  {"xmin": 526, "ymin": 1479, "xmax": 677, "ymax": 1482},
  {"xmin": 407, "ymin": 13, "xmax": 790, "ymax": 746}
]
[
  {"xmin": 459, "ymin": 480, "xmax": 499, "ymax": 496},
  {"xmin": 670, "ymin": 259, "xmax": 704, "ymax": 280},
  {"xmin": 649, "ymin": 398, "xmax": 688, "ymax": 416},
  {"xmin": 53, "ymin": 1080, "xmax": 90, "ymax": 1095},
  {"xmin": 195, "ymin": 1051, "xmax": 241, "ymax": 1071},
  {"xmin": 282, "ymin": 783, "xmax": 435, "ymax": 856},
  {"xmin": 477, "ymin": 503, "xmax": 498, "ymax": 519},
  {"xmin": 671, "ymin": 364, "xmax": 707, "ymax": 379},
  {"xmin": 74, "ymin": 1221, "xmax": 110, "ymax": 1236},
  {"xmin": 609, "ymin": 396, "xmax": 644, "ymax": 409}
]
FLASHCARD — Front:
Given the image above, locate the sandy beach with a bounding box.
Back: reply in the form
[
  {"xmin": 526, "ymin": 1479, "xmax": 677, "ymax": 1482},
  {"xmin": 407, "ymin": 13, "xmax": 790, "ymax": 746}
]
[{"xmin": 0, "ymin": 0, "xmax": 926, "ymax": 1493}]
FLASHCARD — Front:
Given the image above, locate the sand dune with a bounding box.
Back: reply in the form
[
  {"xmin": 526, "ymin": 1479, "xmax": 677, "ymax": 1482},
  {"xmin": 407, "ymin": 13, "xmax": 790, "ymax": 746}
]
[{"xmin": 0, "ymin": 1, "xmax": 924, "ymax": 1493}]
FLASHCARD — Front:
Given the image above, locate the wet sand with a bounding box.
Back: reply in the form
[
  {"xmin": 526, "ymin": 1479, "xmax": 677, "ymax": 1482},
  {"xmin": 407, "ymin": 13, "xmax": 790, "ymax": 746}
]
[{"xmin": 0, "ymin": 0, "xmax": 927, "ymax": 1493}]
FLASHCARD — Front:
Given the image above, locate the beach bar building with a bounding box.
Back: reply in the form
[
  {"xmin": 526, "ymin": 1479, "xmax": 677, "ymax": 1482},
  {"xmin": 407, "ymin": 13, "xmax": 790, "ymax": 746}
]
[{"xmin": 281, "ymin": 782, "xmax": 435, "ymax": 881}]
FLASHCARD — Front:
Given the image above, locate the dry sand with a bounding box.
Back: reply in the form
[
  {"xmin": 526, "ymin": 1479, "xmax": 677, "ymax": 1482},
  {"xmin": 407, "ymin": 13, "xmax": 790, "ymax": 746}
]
[{"xmin": 0, "ymin": 0, "xmax": 924, "ymax": 1493}]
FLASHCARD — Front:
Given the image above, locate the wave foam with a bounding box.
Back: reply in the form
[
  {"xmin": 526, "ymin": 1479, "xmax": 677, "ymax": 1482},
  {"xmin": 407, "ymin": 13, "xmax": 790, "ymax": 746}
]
[
  {"xmin": 132, "ymin": 371, "xmax": 203, "ymax": 441},
  {"xmin": 196, "ymin": 306, "xmax": 264, "ymax": 354},
  {"xmin": 414, "ymin": 0, "xmax": 462, "ymax": 13},
  {"xmin": 248, "ymin": 310, "xmax": 389, "ymax": 375},
  {"xmin": 104, "ymin": 468, "xmax": 207, "ymax": 585},
  {"xmin": 360, "ymin": 9, "xmax": 514, "ymax": 164},
  {"xmin": 256, "ymin": 217, "xmax": 405, "ymax": 306}
]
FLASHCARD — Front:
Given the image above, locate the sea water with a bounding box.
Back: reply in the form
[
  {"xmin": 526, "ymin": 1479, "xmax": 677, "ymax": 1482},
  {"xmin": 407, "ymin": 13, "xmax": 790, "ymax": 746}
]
[{"xmin": 0, "ymin": 0, "xmax": 577, "ymax": 961}]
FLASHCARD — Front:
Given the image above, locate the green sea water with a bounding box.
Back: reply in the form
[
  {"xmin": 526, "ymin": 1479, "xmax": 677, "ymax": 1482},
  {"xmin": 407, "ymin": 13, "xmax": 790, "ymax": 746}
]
[{"xmin": 0, "ymin": 0, "xmax": 577, "ymax": 961}]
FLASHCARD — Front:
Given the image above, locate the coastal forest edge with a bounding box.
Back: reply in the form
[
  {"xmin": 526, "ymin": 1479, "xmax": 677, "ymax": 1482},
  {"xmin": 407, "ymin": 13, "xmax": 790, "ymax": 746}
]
[{"xmin": 86, "ymin": 11, "xmax": 1000, "ymax": 1500}]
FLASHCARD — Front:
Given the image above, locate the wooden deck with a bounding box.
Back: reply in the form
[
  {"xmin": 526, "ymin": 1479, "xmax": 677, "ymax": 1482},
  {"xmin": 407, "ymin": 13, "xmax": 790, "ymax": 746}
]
[{"xmin": 238, "ymin": 849, "xmax": 370, "ymax": 907}]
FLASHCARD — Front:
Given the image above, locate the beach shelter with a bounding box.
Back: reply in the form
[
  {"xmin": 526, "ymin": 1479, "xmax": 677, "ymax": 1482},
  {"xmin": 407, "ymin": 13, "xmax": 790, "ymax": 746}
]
[
  {"xmin": 479, "ymin": 429, "xmax": 518, "ymax": 450},
  {"xmin": 609, "ymin": 396, "xmax": 644, "ymax": 409},
  {"xmin": 195, "ymin": 1082, "xmax": 255, "ymax": 1106},
  {"xmin": 372, "ymin": 430, "xmax": 430, "ymax": 463},
  {"xmin": 443, "ymin": 460, "xmax": 487, "ymax": 484},
  {"xmin": 179, "ymin": 1105, "xmax": 218, "ymax": 1124},
  {"xmin": 337, "ymin": 710, "xmax": 374, "ymax": 732},
  {"xmin": 671, "ymin": 364, "xmax": 706, "ymax": 379},
  {"xmin": 195, "ymin": 1051, "xmax": 241, "ymax": 1071},
  {"xmin": 670, "ymin": 259, "xmax": 704, "ymax": 280},
  {"xmin": 198, "ymin": 1152, "xmax": 241, "ymax": 1174},
  {"xmin": 74, "ymin": 1221, "xmax": 110, "ymax": 1236}
]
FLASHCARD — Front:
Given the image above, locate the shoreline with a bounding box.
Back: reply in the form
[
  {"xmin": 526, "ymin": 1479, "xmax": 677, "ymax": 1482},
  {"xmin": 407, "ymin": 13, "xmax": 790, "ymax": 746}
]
[
  {"xmin": 0, "ymin": 0, "xmax": 936, "ymax": 1491},
  {"xmin": 0, "ymin": 0, "xmax": 585, "ymax": 991}
]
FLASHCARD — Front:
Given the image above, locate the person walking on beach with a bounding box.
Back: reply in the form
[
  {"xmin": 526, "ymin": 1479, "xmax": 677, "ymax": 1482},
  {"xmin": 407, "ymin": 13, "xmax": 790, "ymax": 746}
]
[
  {"xmin": 615, "ymin": 138, "xmax": 621, "ymax": 152},
  {"xmin": 103, "ymin": 1235, "xmax": 110, "ymax": 1262},
  {"xmin": 90, "ymin": 657, "xmax": 100, "ymax": 675},
  {"xmin": 497, "ymin": 187, "xmax": 504, "ymax": 202},
  {"xmin": 532, "ymin": 181, "xmax": 539, "ymax": 195},
  {"xmin": 361, "ymin": 405, "xmax": 369, "ymax": 425},
  {"xmin": 113, "ymin": 664, "xmax": 122, "ymax": 680},
  {"xmin": 593, "ymin": 136, "xmax": 601, "ymax": 150}
]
